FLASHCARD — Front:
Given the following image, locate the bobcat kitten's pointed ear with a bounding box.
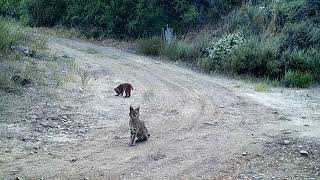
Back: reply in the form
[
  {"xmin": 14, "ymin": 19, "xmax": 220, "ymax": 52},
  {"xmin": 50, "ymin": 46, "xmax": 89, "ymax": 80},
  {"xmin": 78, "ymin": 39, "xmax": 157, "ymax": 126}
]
[
  {"xmin": 136, "ymin": 106, "xmax": 140, "ymax": 112},
  {"xmin": 130, "ymin": 106, "xmax": 134, "ymax": 112}
]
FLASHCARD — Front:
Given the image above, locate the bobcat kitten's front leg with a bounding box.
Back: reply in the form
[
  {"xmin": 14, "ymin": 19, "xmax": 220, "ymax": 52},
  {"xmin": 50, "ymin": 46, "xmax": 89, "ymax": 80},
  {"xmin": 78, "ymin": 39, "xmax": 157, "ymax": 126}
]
[{"xmin": 129, "ymin": 128, "xmax": 137, "ymax": 146}]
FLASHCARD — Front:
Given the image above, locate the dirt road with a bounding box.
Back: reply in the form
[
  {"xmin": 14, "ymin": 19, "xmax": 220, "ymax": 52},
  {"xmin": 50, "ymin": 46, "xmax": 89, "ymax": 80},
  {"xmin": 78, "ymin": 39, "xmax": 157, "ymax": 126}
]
[{"xmin": 1, "ymin": 37, "xmax": 319, "ymax": 179}]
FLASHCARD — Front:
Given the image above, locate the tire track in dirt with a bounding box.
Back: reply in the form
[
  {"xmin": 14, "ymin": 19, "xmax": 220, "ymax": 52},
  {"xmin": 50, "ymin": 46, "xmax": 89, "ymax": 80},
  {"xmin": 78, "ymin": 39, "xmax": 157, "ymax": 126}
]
[
  {"xmin": 1, "ymin": 37, "xmax": 318, "ymax": 179},
  {"xmin": 42, "ymin": 38, "xmax": 274, "ymax": 179}
]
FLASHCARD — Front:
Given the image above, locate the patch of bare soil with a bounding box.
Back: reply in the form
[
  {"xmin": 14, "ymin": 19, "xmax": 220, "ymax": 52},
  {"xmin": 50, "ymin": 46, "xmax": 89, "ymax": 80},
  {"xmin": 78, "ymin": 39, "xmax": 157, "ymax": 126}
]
[{"xmin": 0, "ymin": 36, "xmax": 319, "ymax": 179}]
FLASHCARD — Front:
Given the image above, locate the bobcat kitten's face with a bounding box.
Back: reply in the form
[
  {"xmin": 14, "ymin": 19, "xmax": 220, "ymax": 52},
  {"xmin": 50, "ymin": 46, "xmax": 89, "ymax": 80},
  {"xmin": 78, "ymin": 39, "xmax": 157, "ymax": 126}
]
[
  {"xmin": 114, "ymin": 87, "xmax": 120, "ymax": 94},
  {"xmin": 129, "ymin": 106, "xmax": 140, "ymax": 119}
]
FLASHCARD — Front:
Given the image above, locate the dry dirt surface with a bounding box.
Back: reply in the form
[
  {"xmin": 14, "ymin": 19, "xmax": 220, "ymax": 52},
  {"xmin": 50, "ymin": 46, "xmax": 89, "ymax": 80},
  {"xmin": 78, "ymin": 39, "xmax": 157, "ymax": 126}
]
[{"xmin": 1, "ymin": 37, "xmax": 319, "ymax": 180}]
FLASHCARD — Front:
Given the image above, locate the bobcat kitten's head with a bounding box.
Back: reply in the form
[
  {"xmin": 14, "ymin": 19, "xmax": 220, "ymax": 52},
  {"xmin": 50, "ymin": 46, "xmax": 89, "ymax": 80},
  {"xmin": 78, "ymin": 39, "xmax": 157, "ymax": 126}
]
[
  {"xmin": 129, "ymin": 106, "xmax": 140, "ymax": 119},
  {"xmin": 114, "ymin": 87, "xmax": 120, "ymax": 94}
]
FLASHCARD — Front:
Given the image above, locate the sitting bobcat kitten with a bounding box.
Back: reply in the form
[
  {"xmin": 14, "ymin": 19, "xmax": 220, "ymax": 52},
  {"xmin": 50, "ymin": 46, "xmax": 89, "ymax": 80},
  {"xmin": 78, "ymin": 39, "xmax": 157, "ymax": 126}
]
[
  {"xmin": 114, "ymin": 83, "xmax": 133, "ymax": 98},
  {"xmin": 129, "ymin": 106, "xmax": 150, "ymax": 146}
]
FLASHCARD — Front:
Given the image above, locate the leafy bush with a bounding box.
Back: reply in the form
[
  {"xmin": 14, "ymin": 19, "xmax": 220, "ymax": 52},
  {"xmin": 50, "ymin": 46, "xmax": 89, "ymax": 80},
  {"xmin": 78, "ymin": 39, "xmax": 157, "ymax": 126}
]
[
  {"xmin": 64, "ymin": 0, "xmax": 164, "ymax": 38},
  {"xmin": 282, "ymin": 47, "xmax": 320, "ymax": 80},
  {"xmin": 282, "ymin": 70, "xmax": 314, "ymax": 88},
  {"xmin": 24, "ymin": 0, "xmax": 66, "ymax": 26},
  {"xmin": 226, "ymin": 36, "xmax": 281, "ymax": 78},
  {"xmin": 198, "ymin": 32, "xmax": 246, "ymax": 73},
  {"xmin": 128, "ymin": 1, "xmax": 164, "ymax": 37},
  {"xmin": 279, "ymin": 22, "xmax": 320, "ymax": 51},
  {"xmin": 1, "ymin": 0, "xmax": 243, "ymax": 38},
  {"xmin": 274, "ymin": 0, "xmax": 306, "ymax": 27},
  {"xmin": 305, "ymin": 48, "xmax": 320, "ymax": 80},
  {"xmin": 199, "ymin": 36, "xmax": 282, "ymax": 77},
  {"xmin": 207, "ymin": 0, "xmax": 242, "ymax": 21},
  {"xmin": 306, "ymin": 0, "xmax": 320, "ymax": 23},
  {"xmin": 231, "ymin": 3, "xmax": 273, "ymax": 35},
  {"xmin": 0, "ymin": 0, "xmax": 22, "ymax": 17},
  {"xmin": 207, "ymin": 32, "xmax": 245, "ymax": 59},
  {"xmin": 281, "ymin": 48, "xmax": 310, "ymax": 73},
  {"xmin": 2, "ymin": 0, "xmax": 319, "ymax": 88},
  {"xmin": 136, "ymin": 36, "xmax": 164, "ymax": 56},
  {"xmin": 197, "ymin": 0, "xmax": 320, "ymax": 87}
]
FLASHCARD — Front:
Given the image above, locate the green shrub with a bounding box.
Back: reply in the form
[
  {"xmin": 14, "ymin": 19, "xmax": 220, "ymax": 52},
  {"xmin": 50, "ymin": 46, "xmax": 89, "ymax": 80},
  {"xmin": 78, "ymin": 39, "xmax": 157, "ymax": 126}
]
[
  {"xmin": 137, "ymin": 36, "xmax": 197, "ymax": 61},
  {"xmin": 280, "ymin": 22, "xmax": 320, "ymax": 51},
  {"xmin": 305, "ymin": 47, "xmax": 320, "ymax": 80},
  {"xmin": 0, "ymin": 0, "xmax": 23, "ymax": 17},
  {"xmin": 64, "ymin": 0, "xmax": 164, "ymax": 38},
  {"xmin": 62, "ymin": 0, "xmax": 243, "ymax": 38},
  {"xmin": 1, "ymin": 0, "xmax": 244, "ymax": 39},
  {"xmin": 306, "ymin": 0, "xmax": 320, "ymax": 23},
  {"xmin": 129, "ymin": 1, "xmax": 165, "ymax": 37},
  {"xmin": 282, "ymin": 47, "xmax": 320, "ymax": 81},
  {"xmin": 207, "ymin": 32, "xmax": 245, "ymax": 59},
  {"xmin": 200, "ymin": 35, "xmax": 283, "ymax": 78},
  {"xmin": 231, "ymin": 2, "xmax": 273, "ymax": 35},
  {"xmin": 137, "ymin": 30, "xmax": 210, "ymax": 62},
  {"xmin": 229, "ymin": 36, "xmax": 282, "ymax": 78},
  {"xmin": 198, "ymin": 32, "xmax": 246, "ymax": 73},
  {"xmin": 281, "ymin": 48, "xmax": 310, "ymax": 73},
  {"xmin": 163, "ymin": 40, "xmax": 196, "ymax": 62},
  {"xmin": 136, "ymin": 36, "xmax": 164, "ymax": 56},
  {"xmin": 207, "ymin": 0, "xmax": 242, "ymax": 22},
  {"xmin": 274, "ymin": 0, "xmax": 306, "ymax": 28},
  {"xmin": 282, "ymin": 70, "xmax": 314, "ymax": 88},
  {"xmin": 24, "ymin": 0, "xmax": 66, "ymax": 26},
  {"xmin": 198, "ymin": 56, "xmax": 218, "ymax": 73}
]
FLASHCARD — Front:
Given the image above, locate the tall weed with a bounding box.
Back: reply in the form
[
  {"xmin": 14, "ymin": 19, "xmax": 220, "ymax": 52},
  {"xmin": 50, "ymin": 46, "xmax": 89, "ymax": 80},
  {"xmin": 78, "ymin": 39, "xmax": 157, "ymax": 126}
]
[
  {"xmin": 136, "ymin": 36, "xmax": 164, "ymax": 56},
  {"xmin": 163, "ymin": 40, "xmax": 195, "ymax": 62},
  {"xmin": 0, "ymin": 19, "xmax": 24, "ymax": 54},
  {"xmin": 282, "ymin": 70, "xmax": 314, "ymax": 88}
]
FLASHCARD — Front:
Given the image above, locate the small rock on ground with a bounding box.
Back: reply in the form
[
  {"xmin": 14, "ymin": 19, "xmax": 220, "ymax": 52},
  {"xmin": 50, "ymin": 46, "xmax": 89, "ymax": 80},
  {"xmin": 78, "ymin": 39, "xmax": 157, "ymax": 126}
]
[
  {"xmin": 299, "ymin": 150, "xmax": 309, "ymax": 156},
  {"xmin": 283, "ymin": 140, "xmax": 290, "ymax": 145}
]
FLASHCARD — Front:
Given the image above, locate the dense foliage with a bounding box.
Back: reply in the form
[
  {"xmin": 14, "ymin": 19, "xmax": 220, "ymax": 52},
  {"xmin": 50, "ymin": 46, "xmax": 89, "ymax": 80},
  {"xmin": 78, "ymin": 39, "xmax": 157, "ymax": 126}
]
[
  {"xmin": 1, "ymin": 0, "xmax": 319, "ymax": 87},
  {"xmin": 0, "ymin": 0, "xmax": 241, "ymax": 38},
  {"xmin": 137, "ymin": 0, "xmax": 320, "ymax": 87}
]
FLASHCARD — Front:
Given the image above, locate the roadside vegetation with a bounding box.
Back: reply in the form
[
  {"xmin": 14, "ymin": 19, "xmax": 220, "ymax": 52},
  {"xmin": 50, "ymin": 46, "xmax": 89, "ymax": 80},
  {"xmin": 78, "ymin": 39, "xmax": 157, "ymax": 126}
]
[
  {"xmin": 0, "ymin": 17, "xmax": 47, "ymax": 93},
  {"xmin": 1, "ymin": 0, "xmax": 319, "ymax": 88},
  {"xmin": 136, "ymin": 0, "xmax": 320, "ymax": 88},
  {"xmin": 0, "ymin": 17, "xmax": 81, "ymax": 94}
]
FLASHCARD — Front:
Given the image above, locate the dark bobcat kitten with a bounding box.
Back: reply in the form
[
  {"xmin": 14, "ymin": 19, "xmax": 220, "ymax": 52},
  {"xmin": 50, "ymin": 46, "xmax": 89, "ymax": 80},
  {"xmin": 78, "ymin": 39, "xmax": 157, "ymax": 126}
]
[
  {"xmin": 129, "ymin": 106, "xmax": 150, "ymax": 146},
  {"xmin": 114, "ymin": 83, "xmax": 133, "ymax": 98}
]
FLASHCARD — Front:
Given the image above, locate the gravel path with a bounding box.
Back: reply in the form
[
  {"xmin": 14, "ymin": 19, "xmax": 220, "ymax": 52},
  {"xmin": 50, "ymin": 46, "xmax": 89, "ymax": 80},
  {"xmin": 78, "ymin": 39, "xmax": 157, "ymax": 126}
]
[{"xmin": 1, "ymin": 37, "xmax": 319, "ymax": 179}]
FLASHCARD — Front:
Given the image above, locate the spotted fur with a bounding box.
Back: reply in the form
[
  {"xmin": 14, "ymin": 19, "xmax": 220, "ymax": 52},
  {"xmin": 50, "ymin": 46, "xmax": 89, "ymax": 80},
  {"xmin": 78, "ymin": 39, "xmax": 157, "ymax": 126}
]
[{"xmin": 129, "ymin": 106, "xmax": 150, "ymax": 146}]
